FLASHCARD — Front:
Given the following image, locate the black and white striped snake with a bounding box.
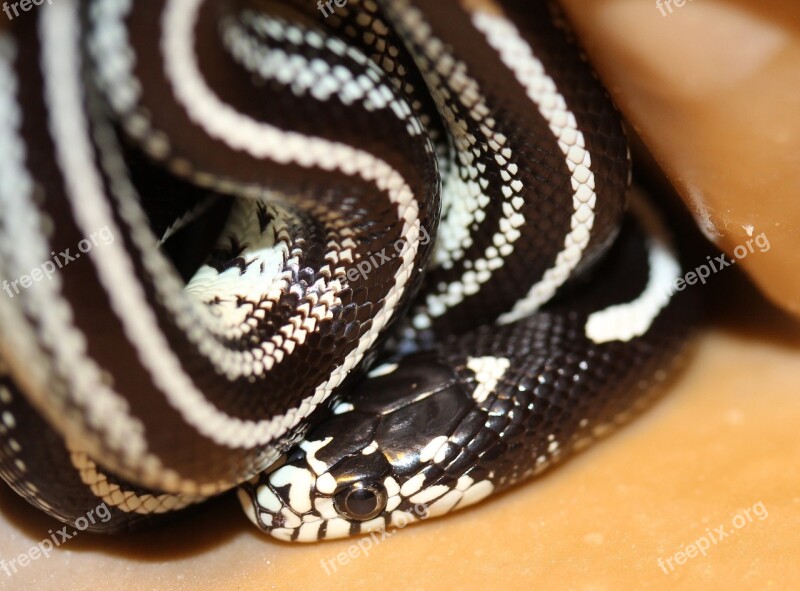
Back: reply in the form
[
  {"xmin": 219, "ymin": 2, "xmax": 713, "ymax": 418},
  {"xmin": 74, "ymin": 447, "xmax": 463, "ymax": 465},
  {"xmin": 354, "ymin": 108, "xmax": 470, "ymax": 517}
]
[{"xmin": 0, "ymin": 0, "xmax": 696, "ymax": 542}]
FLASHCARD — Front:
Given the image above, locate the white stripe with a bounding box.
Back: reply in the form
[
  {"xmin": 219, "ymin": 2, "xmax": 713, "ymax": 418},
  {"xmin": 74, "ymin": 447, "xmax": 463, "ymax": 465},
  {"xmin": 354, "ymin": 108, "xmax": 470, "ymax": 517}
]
[
  {"xmin": 584, "ymin": 191, "xmax": 680, "ymax": 344},
  {"xmin": 69, "ymin": 450, "xmax": 200, "ymax": 514},
  {"xmin": 0, "ymin": 32, "xmax": 151, "ymax": 471},
  {"xmin": 390, "ymin": 4, "xmax": 526, "ymax": 326},
  {"xmin": 224, "ymin": 16, "xmax": 416, "ymax": 128},
  {"xmin": 470, "ymin": 9, "xmax": 599, "ymax": 325},
  {"xmin": 0, "ymin": 38, "xmax": 51, "ymax": 392}
]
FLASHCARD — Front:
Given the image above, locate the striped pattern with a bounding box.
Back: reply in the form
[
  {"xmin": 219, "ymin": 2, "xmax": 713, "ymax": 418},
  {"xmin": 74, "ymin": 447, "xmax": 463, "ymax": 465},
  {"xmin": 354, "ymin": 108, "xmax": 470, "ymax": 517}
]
[
  {"xmin": 0, "ymin": 0, "xmax": 689, "ymax": 539},
  {"xmin": 0, "ymin": 0, "xmax": 437, "ymax": 523}
]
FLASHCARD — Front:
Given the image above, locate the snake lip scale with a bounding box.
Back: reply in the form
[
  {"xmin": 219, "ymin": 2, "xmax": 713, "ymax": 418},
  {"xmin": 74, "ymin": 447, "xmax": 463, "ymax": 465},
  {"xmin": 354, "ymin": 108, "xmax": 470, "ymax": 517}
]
[{"xmin": 0, "ymin": 0, "xmax": 698, "ymax": 542}]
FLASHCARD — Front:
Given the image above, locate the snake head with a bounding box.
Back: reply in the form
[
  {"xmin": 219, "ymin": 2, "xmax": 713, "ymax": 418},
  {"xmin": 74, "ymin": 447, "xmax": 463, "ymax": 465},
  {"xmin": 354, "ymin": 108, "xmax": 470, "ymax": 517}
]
[{"xmin": 238, "ymin": 352, "xmax": 495, "ymax": 541}]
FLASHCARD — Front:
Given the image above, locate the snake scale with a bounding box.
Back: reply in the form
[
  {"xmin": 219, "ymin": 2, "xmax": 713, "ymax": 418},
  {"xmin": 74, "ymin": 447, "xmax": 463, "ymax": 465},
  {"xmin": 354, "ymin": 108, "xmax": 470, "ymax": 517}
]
[{"xmin": 0, "ymin": 0, "xmax": 697, "ymax": 542}]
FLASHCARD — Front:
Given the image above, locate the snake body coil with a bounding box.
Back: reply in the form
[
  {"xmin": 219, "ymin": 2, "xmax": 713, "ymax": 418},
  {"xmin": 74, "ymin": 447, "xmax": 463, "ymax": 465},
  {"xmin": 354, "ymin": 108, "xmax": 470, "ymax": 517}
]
[{"xmin": 0, "ymin": 0, "xmax": 696, "ymax": 540}]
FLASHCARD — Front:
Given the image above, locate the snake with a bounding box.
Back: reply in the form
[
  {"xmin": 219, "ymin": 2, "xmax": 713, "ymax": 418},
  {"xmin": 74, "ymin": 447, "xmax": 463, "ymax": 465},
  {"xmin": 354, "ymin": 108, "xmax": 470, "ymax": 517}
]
[{"xmin": 0, "ymin": 0, "xmax": 697, "ymax": 542}]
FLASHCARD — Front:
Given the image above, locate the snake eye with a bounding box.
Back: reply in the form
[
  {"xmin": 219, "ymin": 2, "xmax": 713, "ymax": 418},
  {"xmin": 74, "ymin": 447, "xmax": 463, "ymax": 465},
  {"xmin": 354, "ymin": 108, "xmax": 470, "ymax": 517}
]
[{"xmin": 334, "ymin": 481, "xmax": 388, "ymax": 521}]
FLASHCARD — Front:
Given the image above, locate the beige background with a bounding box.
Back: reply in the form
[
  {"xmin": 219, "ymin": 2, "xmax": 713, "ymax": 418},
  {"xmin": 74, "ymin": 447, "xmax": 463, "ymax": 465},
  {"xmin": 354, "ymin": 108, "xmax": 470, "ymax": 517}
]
[{"xmin": 559, "ymin": 0, "xmax": 800, "ymax": 318}]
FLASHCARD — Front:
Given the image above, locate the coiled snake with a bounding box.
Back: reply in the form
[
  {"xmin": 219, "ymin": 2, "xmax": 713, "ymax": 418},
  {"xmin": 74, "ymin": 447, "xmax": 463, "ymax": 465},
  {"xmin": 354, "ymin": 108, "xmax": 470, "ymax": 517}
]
[{"xmin": 0, "ymin": 0, "xmax": 696, "ymax": 542}]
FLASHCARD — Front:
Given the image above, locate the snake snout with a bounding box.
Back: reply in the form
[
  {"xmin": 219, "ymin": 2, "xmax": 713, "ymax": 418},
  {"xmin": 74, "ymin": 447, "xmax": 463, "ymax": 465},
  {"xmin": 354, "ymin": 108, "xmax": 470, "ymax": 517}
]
[{"xmin": 237, "ymin": 450, "xmax": 323, "ymax": 540}]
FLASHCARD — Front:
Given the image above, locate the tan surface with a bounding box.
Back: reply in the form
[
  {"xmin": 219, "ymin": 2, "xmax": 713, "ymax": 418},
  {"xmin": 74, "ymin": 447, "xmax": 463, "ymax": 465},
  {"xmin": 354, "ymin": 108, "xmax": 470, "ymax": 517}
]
[
  {"xmin": 2, "ymin": 1, "xmax": 800, "ymax": 590},
  {"xmin": 0, "ymin": 279, "xmax": 798, "ymax": 590},
  {"xmin": 559, "ymin": 0, "xmax": 800, "ymax": 318}
]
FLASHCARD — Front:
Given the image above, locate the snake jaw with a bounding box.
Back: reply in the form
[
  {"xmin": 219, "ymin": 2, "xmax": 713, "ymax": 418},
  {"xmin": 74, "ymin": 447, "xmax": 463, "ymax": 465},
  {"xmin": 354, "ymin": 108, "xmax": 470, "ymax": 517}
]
[
  {"xmin": 240, "ymin": 462, "xmax": 320, "ymax": 542},
  {"xmin": 239, "ymin": 434, "xmax": 496, "ymax": 541},
  {"xmin": 239, "ymin": 423, "xmax": 457, "ymax": 541},
  {"xmin": 240, "ymin": 432, "xmax": 396, "ymax": 541}
]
